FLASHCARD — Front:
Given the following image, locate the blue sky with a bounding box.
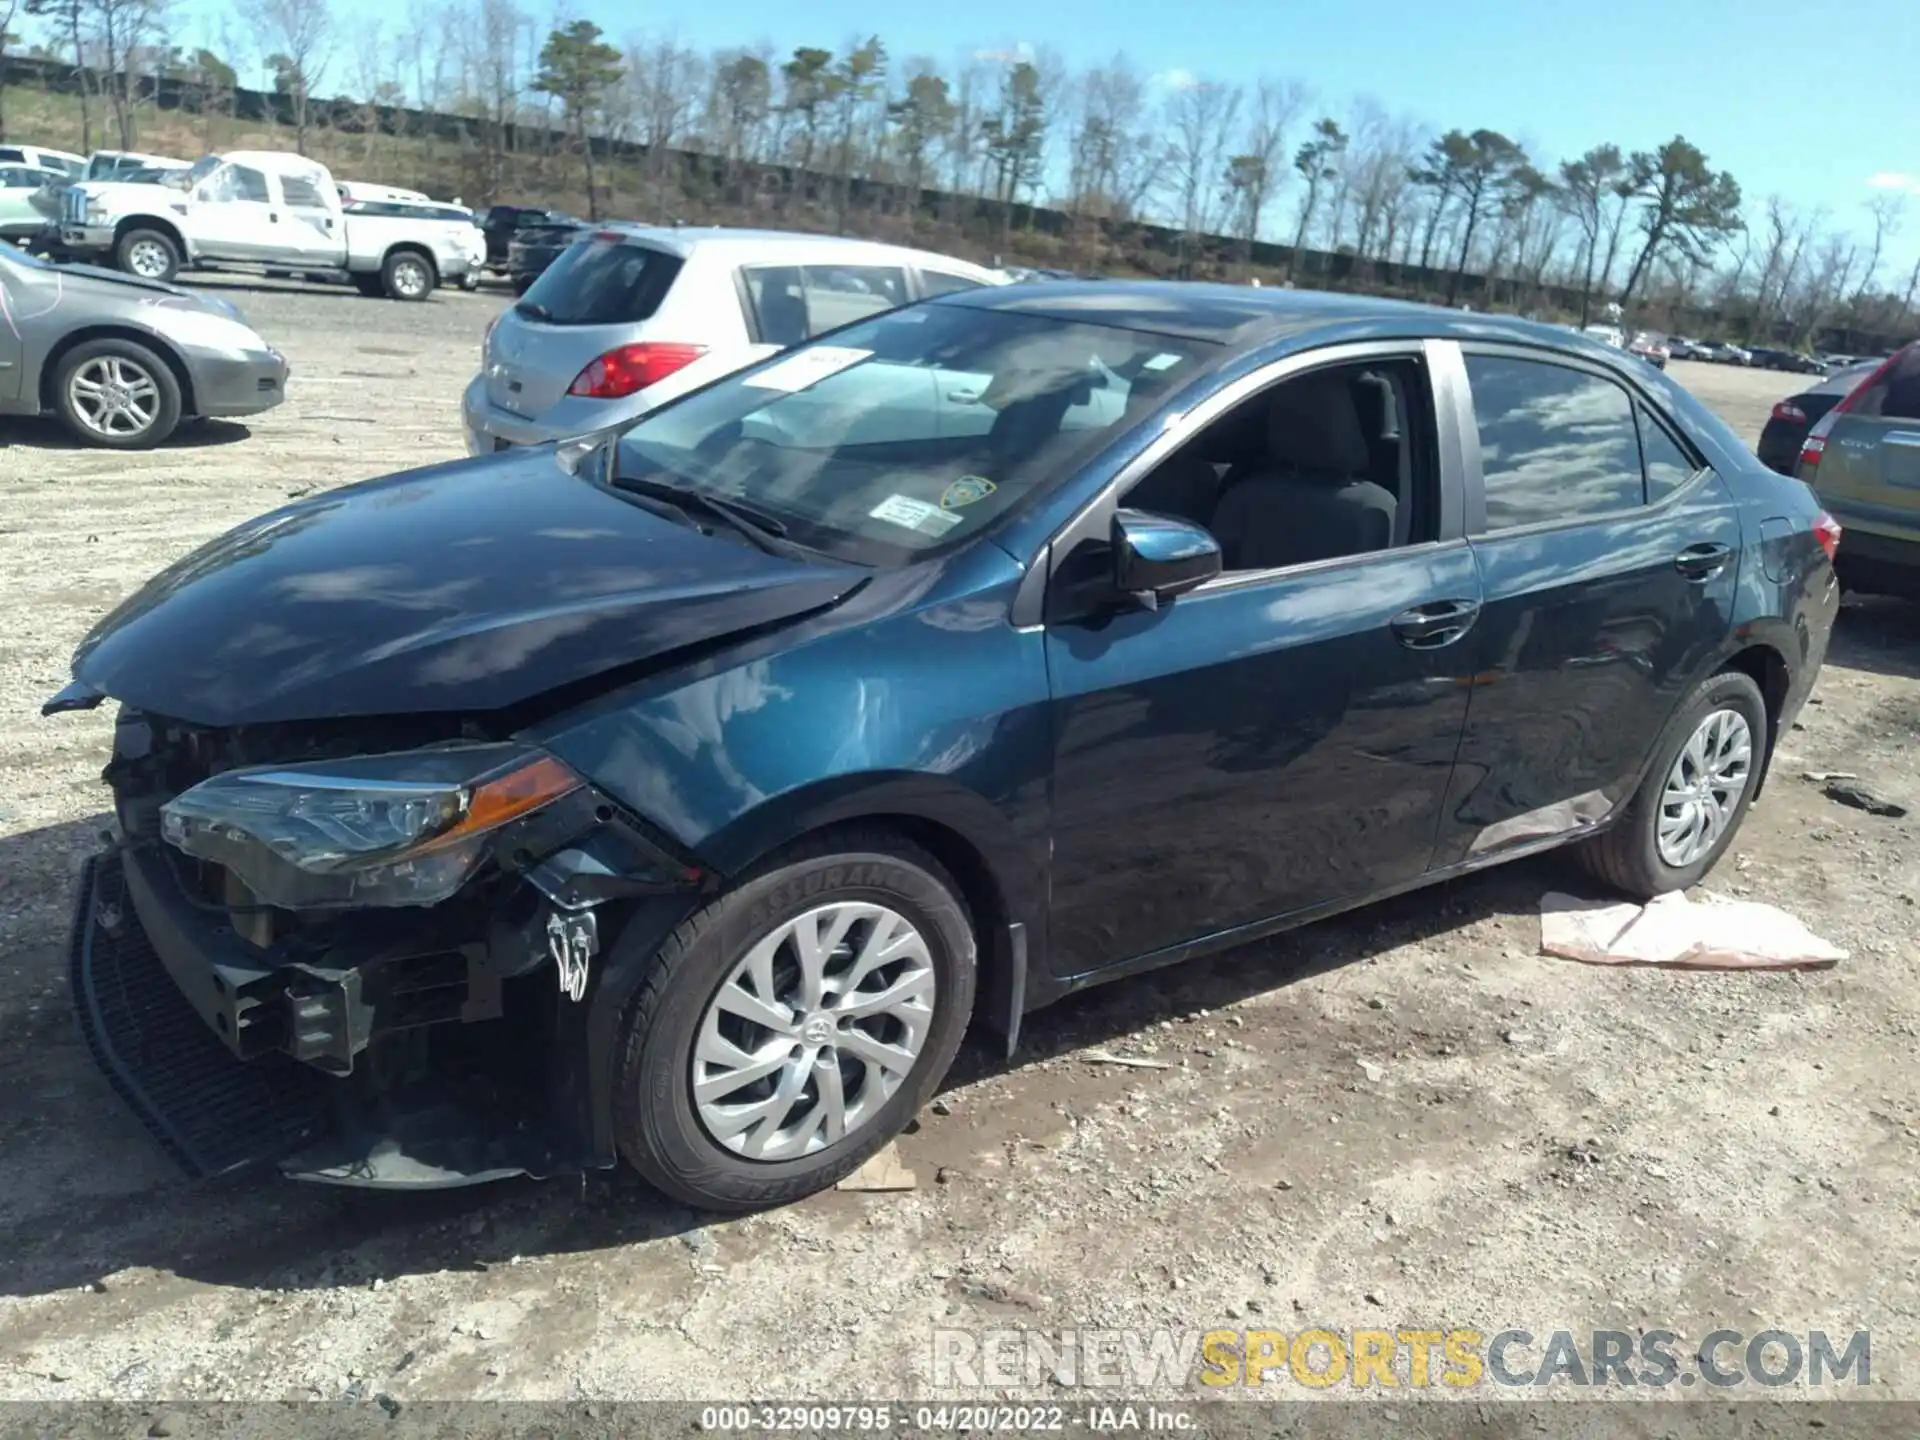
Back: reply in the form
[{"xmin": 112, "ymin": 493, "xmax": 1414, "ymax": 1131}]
[
  {"xmin": 236, "ymin": 0, "xmax": 1920, "ymax": 273},
  {"xmin": 555, "ymin": 0, "xmax": 1920, "ymax": 272}
]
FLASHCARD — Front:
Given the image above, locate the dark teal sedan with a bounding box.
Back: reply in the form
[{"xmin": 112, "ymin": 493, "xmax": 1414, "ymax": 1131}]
[{"xmin": 47, "ymin": 282, "xmax": 1836, "ymax": 1209}]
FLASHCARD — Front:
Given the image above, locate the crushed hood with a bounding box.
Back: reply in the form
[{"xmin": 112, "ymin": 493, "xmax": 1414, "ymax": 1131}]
[{"xmin": 68, "ymin": 449, "xmax": 865, "ymax": 727}]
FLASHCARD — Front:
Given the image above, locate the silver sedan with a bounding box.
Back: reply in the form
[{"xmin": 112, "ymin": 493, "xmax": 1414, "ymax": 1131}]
[{"xmin": 0, "ymin": 243, "xmax": 287, "ymax": 447}]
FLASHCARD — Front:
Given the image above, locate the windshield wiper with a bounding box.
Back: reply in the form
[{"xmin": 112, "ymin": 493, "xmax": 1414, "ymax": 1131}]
[
  {"xmin": 609, "ymin": 475, "xmax": 810, "ymax": 559},
  {"xmin": 514, "ymin": 300, "xmax": 552, "ymax": 320}
]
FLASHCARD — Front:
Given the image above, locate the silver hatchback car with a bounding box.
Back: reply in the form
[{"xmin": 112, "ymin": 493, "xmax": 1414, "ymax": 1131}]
[{"xmin": 460, "ymin": 226, "xmax": 1005, "ymax": 454}]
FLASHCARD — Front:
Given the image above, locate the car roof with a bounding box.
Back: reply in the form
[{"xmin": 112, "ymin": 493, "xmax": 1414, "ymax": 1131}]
[
  {"xmin": 938, "ymin": 279, "xmax": 1631, "ymax": 354},
  {"xmin": 595, "ymin": 224, "xmax": 1002, "ymax": 279}
]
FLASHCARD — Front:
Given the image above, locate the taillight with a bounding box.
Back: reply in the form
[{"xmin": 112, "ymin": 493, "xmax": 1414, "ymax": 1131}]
[
  {"xmin": 567, "ymin": 343, "xmax": 706, "ymax": 399},
  {"xmin": 1798, "ymin": 408, "xmax": 1839, "ymax": 475},
  {"xmin": 1771, "ymin": 400, "xmax": 1807, "ymax": 424},
  {"xmin": 1813, "ymin": 512, "xmax": 1841, "ymax": 561}
]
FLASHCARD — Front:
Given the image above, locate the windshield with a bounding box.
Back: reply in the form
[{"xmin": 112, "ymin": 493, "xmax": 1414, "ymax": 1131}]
[{"xmin": 612, "ymin": 302, "xmax": 1216, "ymax": 565}]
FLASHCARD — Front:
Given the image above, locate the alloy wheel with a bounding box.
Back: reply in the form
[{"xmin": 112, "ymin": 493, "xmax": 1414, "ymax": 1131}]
[
  {"xmin": 691, "ymin": 902, "xmax": 936, "ymax": 1161},
  {"xmin": 1656, "ymin": 707, "xmax": 1754, "ymax": 868},
  {"xmin": 124, "ymin": 238, "xmax": 172, "ymax": 278},
  {"xmin": 67, "ymin": 356, "xmax": 162, "ymax": 440},
  {"xmin": 391, "ymin": 259, "xmax": 429, "ymax": 298}
]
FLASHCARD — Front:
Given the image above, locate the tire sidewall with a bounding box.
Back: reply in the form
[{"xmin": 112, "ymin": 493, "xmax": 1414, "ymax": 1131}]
[
  {"xmin": 55, "ymin": 338, "xmax": 182, "ymax": 449},
  {"xmin": 617, "ymin": 848, "xmax": 976, "ymax": 1210},
  {"xmin": 1626, "ymin": 671, "xmax": 1769, "ymax": 890}
]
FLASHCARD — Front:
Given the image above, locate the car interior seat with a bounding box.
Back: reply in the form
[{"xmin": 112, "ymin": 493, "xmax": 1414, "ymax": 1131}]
[{"xmin": 1209, "ymin": 371, "xmax": 1399, "ymax": 570}]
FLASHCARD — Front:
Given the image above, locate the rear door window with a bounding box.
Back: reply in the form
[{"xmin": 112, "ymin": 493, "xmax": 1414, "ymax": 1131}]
[
  {"xmin": 742, "ymin": 264, "xmax": 911, "ymax": 345},
  {"xmin": 1465, "ymin": 354, "xmax": 1646, "ymax": 530},
  {"xmin": 519, "ymin": 238, "xmax": 684, "ymax": 325},
  {"xmin": 1638, "ymin": 406, "xmax": 1702, "ymax": 503},
  {"xmin": 280, "ymin": 173, "xmax": 330, "ymax": 209},
  {"xmin": 1852, "ymin": 348, "xmax": 1920, "ymax": 420}
]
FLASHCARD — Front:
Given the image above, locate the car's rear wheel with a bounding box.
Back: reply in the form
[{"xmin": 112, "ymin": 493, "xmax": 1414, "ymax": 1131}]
[
  {"xmin": 381, "ymin": 250, "xmax": 434, "ymax": 301},
  {"xmin": 1576, "ymin": 669, "xmax": 1768, "ymax": 899},
  {"xmin": 612, "ymin": 828, "xmax": 976, "ymax": 1212},
  {"xmin": 115, "ymin": 227, "xmax": 179, "ymax": 282},
  {"xmin": 54, "ymin": 338, "xmax": 183, "ymax": 449}
]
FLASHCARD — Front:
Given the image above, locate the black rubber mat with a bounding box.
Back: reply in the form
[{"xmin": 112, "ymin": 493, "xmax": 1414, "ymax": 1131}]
[{"xmin": 68, "ymin": 852, "xmax": 329, "ymax": 1179}]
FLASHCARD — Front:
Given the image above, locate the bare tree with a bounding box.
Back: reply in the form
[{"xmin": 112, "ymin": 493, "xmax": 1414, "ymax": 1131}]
[
  {"xmin": 707, "ymin": 45, "xmax": 773, "ymax": 185},
  {"xmin": 627, "ymin": 33, "xmax": 705, "ymax": 218},
  {"xmin": 1160, "ymin": 74, "xmax": 1239, "ymax": 270},
  {"xmin": 1065, "ymin": 55, "xmax": 1161, "ymax": 231},
  {"xmin": 1558, "ymin": 143, "xmax": 1626, "ymax": 325},
  {"xmin": 1217, "ymin": 75, "xmax": 1303, "ymax": 261},
  {"xmin": 86, "ymin": 0, "xmax": 171, "ymax": 147},
  {"xmin": 247, "ymin": 0, "xmax": 332, "ymax": 153},
  {"xmin": 25, "ymin": 0, "xmax": 95, "ymax": 149},
  {"xmin": 1851, "ymin": 193, "xmax": 1905, "ymax": 307},
  {"xmin": 0, "ymin": 0, "xmax": 23, "ymax": 139}
]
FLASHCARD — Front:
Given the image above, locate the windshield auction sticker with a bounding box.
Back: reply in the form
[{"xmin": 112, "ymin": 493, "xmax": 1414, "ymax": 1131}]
[
  {"xmin": 742, "ymin": 346, "xmax": 873, "ymax": 393},
  {"xmin": 870, "ymin": 493, "xmax": 964, "ymax": 536}
]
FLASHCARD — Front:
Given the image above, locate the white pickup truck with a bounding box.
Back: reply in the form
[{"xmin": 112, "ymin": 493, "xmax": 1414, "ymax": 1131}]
[{"xmin": 57, "ymin": 150, "xmax": 479, "ymax": 301}]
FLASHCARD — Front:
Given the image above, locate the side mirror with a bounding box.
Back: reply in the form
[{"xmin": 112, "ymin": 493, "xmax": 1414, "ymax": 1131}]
[{"xmin": 1111, "ymin": 508, "xmax": 1220, "ymax": 610}]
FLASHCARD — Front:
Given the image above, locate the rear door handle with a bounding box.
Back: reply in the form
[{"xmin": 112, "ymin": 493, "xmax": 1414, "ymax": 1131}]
[
  {"xmin": 1391, "ymin": 598, "xmax": 1481, "ymax": 649},
  {"xmin": 1673, "ymin": 542, "xmax": 1731, "ymax": 581}
]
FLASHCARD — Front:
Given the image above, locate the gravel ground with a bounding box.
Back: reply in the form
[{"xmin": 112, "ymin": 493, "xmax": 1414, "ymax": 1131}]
[{"xmin": 0, "ymin": 283, "xmax": 1914, "ymax": 1405}]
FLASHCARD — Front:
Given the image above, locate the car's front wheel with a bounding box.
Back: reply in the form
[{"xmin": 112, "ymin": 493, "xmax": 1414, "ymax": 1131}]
[
  {"xmin": 613, "ymin": 829, "xmax": 977, "ymax": 1212},
  {"xmin": 115, "ymin": 227, "xmax": 179, "ymax": 282},
  {"xmin": 1577, "ymin": 669, "xmax": 1768, "ymax": 899},
  {"xmin": 53, "ymin": 338, "xmax": 183, "ymax": 449}
]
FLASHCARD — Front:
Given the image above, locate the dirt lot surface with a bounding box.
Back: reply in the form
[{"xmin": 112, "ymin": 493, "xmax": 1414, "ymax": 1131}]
[{"xmin": 0, "ymin": 286, "xmax": 1914, "ymax": 1406}]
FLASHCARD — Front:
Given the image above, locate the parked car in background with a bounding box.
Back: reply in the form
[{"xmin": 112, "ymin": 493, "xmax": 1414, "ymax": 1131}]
[
  {"xmin": 1581, "ymin": 323, "xmax": 1625, "ymax": 348},
  {"xmin": 1798, "ymin": 341, "xmax": 1920, "ymax": 597},
  {"xmin": 0, "ymin": 163, "xmax": 65, "ymax": 242},
  {"xmin": 1705, "ymin": 343, "xmax": 1751, "ymax": 365},
  {"xmin": 1749, "ymin": 347, "xmax": 1824, "ymax": 374},
  {"xmin": 52, "ymin": 283, "xmax": 1837, "ymax": 1210},
  {"xmin": 506, "ymin": 211, "xmax": 589, "ymax": 294},
  {"xmin": 58, "ymin": 150, "xmax": 476, "ymax": 298},
  {"xmin": 464, "ymin": 226, "xmax": 1006, "ymax": 454},
  {"xmin": 339, "ymin": 192, "xmax": 485, "ymax": 290},
  {"xmin": 1817, "ymin": 353, "xmax": 1856, "ymax": 371},
  {"xmin": 0, "ymin": 144, "xmax": 84, "ymax": 177},
  {"xmin": 1627, "ymin": 332, "xmax": 1670, "ymax": 369},
  {"xmin": 82, "ymin": 150, "xmax": 189, "ymax": 181},
  {"xmin": 0, "ymin": 242, "xmax": 286, "ymax": 447},
  {"xmin": 1756, "ymin": 359, "xmax": 1882, "ymax": 475},
  {"xmin": 481, "ymin": 203, "xmax": 568, "ymax": 275},
  {"xmin": 1666, "ymin": 337, "xmax": 1712, "ymax": 361}
]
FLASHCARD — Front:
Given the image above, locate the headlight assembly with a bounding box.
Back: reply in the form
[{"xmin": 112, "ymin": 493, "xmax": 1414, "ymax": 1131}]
[{"xmin": 160, "ymin": 744, "xmax": 582, "ymax": 910}]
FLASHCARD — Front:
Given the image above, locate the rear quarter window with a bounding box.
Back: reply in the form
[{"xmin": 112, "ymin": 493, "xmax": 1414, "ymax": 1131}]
[
  {"xmin": 520, "ymin": 239, "xmax": 684, "ymax": 325},
  {"xmin": 1854, "ymin": 348, "xmax": 1920, "ymax": 420}
]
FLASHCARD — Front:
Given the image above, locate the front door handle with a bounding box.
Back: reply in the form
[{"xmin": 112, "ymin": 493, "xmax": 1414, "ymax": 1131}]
[
  {"xmin": 1673, "ymin": 542, "xmax": 1731, "ymax": 581},
  {"xmin": 1391, "ymin": 598, "xmax": 1481, "ymax": 649}
]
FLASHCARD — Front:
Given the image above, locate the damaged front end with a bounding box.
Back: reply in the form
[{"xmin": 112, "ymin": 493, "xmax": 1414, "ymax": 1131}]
[{"xmin": 72, "ymin": 706, "xmax": 709, "ymax": 1189}]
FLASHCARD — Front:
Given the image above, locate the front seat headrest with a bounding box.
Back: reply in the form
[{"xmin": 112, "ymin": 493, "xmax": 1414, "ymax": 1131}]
[{"xmin": 1266, "ymin": 373, "xmax": 1372, "ymax": 478}]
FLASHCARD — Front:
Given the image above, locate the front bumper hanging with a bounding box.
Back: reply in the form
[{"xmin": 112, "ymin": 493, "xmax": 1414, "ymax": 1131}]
[{"xmin": 70, "ymin": 845, "xmax": 596, "ymax": 1189}]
